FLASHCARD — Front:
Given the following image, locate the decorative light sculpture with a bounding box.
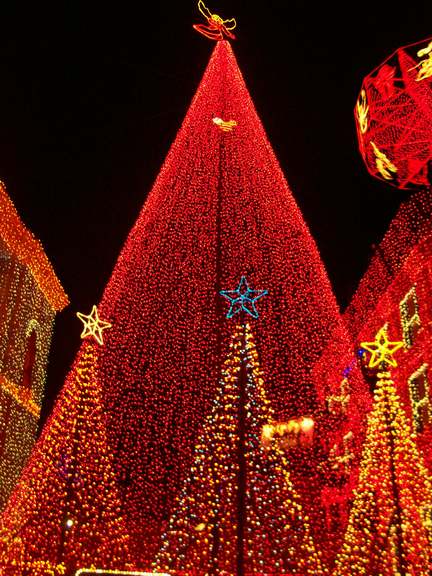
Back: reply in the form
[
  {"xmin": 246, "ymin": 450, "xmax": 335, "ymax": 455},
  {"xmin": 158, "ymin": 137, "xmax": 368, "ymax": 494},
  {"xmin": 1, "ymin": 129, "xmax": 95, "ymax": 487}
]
[{"xmin": 355, "ymin": 36, "xmax": 432, "ymax": 189}]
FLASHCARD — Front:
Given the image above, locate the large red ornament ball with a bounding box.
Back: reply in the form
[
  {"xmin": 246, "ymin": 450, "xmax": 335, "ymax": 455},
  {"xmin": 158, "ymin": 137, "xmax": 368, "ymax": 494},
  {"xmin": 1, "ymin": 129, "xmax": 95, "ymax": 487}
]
[{"xmin": 355, "ymin": 36, "xmax": 432, "ymax": 190}]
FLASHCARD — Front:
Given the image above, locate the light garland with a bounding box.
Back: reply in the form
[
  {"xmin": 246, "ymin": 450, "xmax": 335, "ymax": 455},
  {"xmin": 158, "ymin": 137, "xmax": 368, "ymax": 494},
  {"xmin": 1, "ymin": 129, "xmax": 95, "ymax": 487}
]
[
  {"xmin": 408, "ymin": 363, "xmax": 430, "ymax": 433},
  {"xmin": 0, "ymin": 373, "xmax": 40, "ymax": 418},
  {"xmin": 370, "ymin": 141, "xmax": 398, "ymax": 181},
  {"xmin": 399, "ymin": 285, "xmax": 421, "ymax": 349}
]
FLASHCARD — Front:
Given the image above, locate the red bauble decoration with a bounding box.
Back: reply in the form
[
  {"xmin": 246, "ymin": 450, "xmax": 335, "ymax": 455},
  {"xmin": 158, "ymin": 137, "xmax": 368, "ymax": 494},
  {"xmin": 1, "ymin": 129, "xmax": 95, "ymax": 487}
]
[{"xmin": 355, "ymin": 36, "xmax": 432, "ymax": 190}]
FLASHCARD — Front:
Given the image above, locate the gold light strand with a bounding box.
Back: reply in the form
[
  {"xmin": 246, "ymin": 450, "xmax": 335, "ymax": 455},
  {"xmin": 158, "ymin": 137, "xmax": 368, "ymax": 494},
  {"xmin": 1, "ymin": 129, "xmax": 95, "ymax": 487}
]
[
  {"xmin": 414, "ymin": 41, "xmax": 432, "ymax": 81},
  {"xmin": 408, "ymin": 364, "xmax": 430, "ymax": 433},
  {"xmin": 356, "ymin": 89, "xmax": 369, "ymax": 134},
  {"xmin": 0, "ymin": 374, "xmax": 40, "ymax": 418},
  {"xmin": 399, "ymin": 286, "xmax": 421, "ymax": 348},
  {"xmin": 370, "ymin": 141, "xmax": 398, "ymax": 180}
]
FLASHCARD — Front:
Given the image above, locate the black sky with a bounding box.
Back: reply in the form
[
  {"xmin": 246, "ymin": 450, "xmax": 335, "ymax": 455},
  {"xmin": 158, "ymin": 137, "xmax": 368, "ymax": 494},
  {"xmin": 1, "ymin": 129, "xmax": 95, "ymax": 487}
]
[{"xmin": 0, "ymin": 2, "xmax": 430, "ymax": 425}]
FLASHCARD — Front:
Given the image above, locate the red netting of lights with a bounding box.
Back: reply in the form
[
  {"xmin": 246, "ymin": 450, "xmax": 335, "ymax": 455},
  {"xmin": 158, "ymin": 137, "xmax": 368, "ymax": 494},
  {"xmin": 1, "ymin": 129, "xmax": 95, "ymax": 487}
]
[
  {"xmin": 355, "ymin": 36, "xmax": 432, "ymax": 190},
  {"xmin": 0, "ymin": 41, "xmax": 345, "ymax": 573}
]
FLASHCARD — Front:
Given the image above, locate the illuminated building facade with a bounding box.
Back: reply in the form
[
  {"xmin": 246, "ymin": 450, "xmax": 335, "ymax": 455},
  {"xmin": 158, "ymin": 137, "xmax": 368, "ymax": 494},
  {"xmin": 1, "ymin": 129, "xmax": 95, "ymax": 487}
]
[
  {"xmin": 313, "ymin": 188, "xmax": 432, "ymax": 484},
  {"xmin": 342, "ymin": 188, "xmax": 432, "ymax": 468},
  {"xmin": 0, "ymin": 181, "xmax": 68, "ymax": 509}
]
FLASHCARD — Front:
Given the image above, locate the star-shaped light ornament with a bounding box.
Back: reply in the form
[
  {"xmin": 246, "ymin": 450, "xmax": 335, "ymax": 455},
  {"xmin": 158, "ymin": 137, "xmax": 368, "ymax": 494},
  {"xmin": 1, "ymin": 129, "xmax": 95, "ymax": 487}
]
[
  {"xmin": 360, "ymin": 328, "xmax": 404, "ymax": 368},
  {"xmin": 220, "ymin": 276, "xmax": 268, "ymax": 319},
  {"xmin": 76, "ymin": 305, "xmax": 112, "ymax": 346}
]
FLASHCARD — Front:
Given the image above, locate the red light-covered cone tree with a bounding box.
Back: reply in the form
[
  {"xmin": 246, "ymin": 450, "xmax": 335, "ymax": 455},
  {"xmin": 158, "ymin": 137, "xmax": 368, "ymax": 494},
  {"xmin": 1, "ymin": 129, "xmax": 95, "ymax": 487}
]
[
  {"xmin": 334, "ymin": 330, "xmax": 432, "ymax": 576},
  {"xmin": 154, "ymin": 322, "xmax": 326, "ymax": 576},
  {"xmin": 1, "ymin": 35, "xmax": 343, "ymax": 571}
]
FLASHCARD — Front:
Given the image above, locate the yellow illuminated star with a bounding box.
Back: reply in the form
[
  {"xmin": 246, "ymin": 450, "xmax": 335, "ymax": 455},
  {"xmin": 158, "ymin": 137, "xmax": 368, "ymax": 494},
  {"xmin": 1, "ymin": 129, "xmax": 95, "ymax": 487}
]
[
  {"xmin": 360, "ymin": 328, "xmax": 404, "ymax": 368},
  {"xmin": 76, "ymin": 305, "xmax": 112, "ymax": 345}
]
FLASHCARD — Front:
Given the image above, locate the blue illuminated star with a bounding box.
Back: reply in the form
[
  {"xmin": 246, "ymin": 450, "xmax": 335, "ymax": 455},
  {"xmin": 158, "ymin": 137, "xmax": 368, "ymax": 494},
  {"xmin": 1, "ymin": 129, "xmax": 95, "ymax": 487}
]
[{"xmin": 220, "ymin": 276, "xmax": 268, "ymax": 319}]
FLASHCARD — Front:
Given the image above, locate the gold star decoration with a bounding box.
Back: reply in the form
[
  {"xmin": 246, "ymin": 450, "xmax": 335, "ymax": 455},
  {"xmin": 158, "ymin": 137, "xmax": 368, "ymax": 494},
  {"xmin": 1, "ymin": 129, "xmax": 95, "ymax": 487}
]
[
  {"xmin": 76, "ymin": 305, "xmax": 112, "ymax": 345},
  {"xmin": 360, "ymin": 327, "xmax": 404, "ymax": 368},
  {"xmin": 356, "ymin": 89, "xmax": 369, "ymax": 134}
]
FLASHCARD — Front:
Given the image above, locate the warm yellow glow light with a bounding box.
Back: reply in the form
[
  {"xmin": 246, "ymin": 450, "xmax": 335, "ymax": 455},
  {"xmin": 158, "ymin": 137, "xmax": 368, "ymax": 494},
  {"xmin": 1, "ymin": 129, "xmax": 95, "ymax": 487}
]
[
  {"xmin": 212, "ymin": 117, "xmax": 237, "ymax": 132},
  {"xmin": 194, "ymin": 522, "xmax": 207, "ymax": 532},
  {"xmin": 299, "ymin": 417, "xmax": 314, "ymax": 432},
  {"xmin": 415, "ymin": 40, "xmax": 432, "ymax": 81},
  {"xmin": 370, "ymin": 141, "xmax": 398, "ymax": 180},
  {"xmin": 356, "ymin": 89, "xmax": 369, "ymax": 134}
]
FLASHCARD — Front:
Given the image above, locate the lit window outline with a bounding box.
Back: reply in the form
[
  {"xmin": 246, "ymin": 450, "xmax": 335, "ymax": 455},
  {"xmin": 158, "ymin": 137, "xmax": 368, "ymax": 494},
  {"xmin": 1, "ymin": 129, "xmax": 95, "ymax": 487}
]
[
  {"xmin": 408, "ymin": 363, "xmax": 430, "ymax": 433},
  {"xmin": 399, "ymin": 286, "xmax": 421, "ymax": 348}
]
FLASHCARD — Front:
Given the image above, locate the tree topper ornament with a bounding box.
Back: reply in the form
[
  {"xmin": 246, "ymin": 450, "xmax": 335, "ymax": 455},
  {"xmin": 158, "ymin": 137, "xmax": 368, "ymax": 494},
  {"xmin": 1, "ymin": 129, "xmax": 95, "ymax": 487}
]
[
  {"xmin": 193, "ymin": 0, "xmax": 236, "ymax": 41},
  {"xmin": 76, "ymin": 305, "xmax": 112, "ymax": 345},
  {"xmin": 220, "ymin": 276, "xmax": 268, "ymax": 319},
  {"xmin": 360, "ymin": 328, "xmax": 403, "ymax": 368}
]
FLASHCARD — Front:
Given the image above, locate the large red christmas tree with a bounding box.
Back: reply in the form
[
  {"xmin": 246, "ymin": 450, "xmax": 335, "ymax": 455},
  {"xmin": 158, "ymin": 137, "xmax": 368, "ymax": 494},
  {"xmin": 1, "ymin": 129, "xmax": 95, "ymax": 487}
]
[{"xmin": 0, "ymin": 37, "xmax": 344, "ymax": 573}]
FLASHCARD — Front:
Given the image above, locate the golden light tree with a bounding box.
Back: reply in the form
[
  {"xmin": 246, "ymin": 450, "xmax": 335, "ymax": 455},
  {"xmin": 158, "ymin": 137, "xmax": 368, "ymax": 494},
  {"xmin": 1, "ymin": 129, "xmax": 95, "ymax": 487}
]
[
  {"xmin": 334, "ymin": 328, "xmax": 432, "ymax": 576},
  {"xmin": 0, "ymin": 339, "xmax": 131, "ymax": 575},
  {"xmin": 154, "ymin": 323, "xmax": 326, "ymax": 576}
]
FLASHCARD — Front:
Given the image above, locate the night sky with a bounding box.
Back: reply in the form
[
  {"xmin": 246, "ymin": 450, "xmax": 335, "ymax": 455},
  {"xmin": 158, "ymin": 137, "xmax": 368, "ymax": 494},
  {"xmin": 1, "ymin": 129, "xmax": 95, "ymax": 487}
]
[{"xmin": 0, "ymin": 2, "xmax": 431, "ymax": 425}]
